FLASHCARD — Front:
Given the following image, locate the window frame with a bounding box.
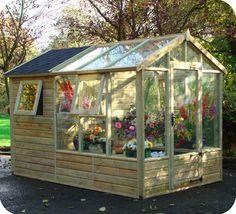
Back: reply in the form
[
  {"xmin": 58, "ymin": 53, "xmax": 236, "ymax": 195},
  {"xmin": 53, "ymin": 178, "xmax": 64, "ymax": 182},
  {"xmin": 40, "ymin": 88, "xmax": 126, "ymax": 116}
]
[
  {"xmin": 14, "ymin": 80, "xmax": 43, "ymax": 115},
  {"xmin": 56, "ymin": 75, "xmax": 76, "ymax": 113},
  {"xmin": 71, "ymin": 74, "xmax": 106, "ymax": 115}
]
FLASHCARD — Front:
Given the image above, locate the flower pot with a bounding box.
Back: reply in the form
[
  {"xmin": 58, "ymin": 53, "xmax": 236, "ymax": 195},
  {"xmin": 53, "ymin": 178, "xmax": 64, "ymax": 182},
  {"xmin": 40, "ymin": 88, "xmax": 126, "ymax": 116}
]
[
  {"xmin": 89, "ymin": 143, "xmax": 102, "ymax": 153},
  {"xmin": 113, "ymin": 144, "xmax": 123, "ymax": 154},
  {"xmin": 100, "ymin": 141, "xmax": 106, "ymax": 153},
  {"xmin": 145, "ymin": 149, "xmax": 151, "ymax": 158},
  {"xmin": 125, "ymin": 149, "xmax": 136, "ymax": 158},
  {"xmin": 83, "ymin": 140, "xmax": 91, "ymax": 150},
  {"xmin": 73, "ymin": 136, "xmax": 78, "ymax": 151}
]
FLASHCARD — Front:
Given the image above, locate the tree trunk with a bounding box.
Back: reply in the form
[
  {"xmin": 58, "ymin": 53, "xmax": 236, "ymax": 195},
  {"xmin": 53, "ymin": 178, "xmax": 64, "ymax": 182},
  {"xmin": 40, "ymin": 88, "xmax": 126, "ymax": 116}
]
[{"xmin": 4, "ymin": 76, "xmax": 9, "ymax": 102}]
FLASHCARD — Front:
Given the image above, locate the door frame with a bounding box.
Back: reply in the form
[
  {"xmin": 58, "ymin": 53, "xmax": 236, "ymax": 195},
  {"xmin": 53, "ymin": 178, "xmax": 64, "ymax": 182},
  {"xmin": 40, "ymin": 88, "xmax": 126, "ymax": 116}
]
[{"xmin": 168, "ymin": 61, "xmax": 203, "ymax": 190}]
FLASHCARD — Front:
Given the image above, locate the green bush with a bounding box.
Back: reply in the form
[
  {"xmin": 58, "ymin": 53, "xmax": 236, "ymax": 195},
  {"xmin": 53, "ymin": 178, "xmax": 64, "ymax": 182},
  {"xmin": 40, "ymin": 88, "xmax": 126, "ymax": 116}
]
[{"xmin": 223, "ymin": 72, "xmax": 236, "ymax": 157}]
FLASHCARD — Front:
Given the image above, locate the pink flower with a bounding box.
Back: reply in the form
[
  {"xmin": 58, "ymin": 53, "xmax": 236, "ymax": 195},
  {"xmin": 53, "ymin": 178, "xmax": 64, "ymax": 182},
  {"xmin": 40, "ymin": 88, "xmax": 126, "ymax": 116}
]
[
  {"xmin": 129, "ymin": 125, "xmax": 135, "ymax": 131},
  {"xmin": 115, "ymin": 122, "xmax": 122, "ymax": 129},
  {"xmin": 82, "ymin": 96, "xmax": 90, "ymax": 109},
  {"xmin": 149, "ymin": 123, "xmax": 155, "ymax": 128}
]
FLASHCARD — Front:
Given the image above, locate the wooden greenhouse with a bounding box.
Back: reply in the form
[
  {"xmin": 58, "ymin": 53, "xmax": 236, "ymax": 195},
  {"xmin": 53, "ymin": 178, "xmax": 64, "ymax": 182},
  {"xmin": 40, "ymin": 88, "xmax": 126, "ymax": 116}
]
[{"xmin": 6, "ymin": 31, "xmax": 226, "ymax": 198}]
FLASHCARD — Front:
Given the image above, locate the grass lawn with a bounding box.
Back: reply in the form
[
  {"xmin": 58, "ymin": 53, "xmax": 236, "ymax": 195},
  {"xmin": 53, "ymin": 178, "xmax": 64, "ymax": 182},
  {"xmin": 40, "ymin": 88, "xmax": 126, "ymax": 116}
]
[{"xmin": 0, "ymin": 115, "xmax": 10, "ymax": 147}]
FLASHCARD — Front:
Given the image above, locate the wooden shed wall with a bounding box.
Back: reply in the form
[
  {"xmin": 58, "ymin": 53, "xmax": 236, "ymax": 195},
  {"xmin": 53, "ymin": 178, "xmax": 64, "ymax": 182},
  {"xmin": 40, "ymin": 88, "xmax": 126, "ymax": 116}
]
[
  {"xmin": 56, "ymin": 151, "xmax": 138, "ymax": 198},
  {"xmin": 144, "ymin": 149, "xmax": 222, "ymax": 198},
  {"xmin": 202, "ymin": 149, "xmax": 222, "ymax": 184},
  {"xmin": 144, "ymin": 157, "xmax": 169, "ymax": 198},
  {"xmin": 10, "ymin": 77, "xmax": 55, "ymax": 182},
  {"xmin": 111, "ymin": 72, "xmax": 136, "ymax": 117}
]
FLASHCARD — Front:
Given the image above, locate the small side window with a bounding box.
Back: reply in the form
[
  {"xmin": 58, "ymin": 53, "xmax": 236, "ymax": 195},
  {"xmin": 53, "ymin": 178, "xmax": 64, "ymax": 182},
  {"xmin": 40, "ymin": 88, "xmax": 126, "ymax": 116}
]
[
  {"xmin": 14, "ymin": 80, "xmax": 43, "ymax": 115},
  {"xmin": 71, "ymin": 75, "xmax": 105, "ymax": 115}
]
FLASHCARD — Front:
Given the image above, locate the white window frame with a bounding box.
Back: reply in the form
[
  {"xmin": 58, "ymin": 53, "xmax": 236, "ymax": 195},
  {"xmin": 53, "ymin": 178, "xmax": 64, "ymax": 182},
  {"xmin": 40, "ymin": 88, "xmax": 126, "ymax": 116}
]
[
  {"xmin": 71, "ymin": 74, "xmax": 105, "ymax": 115},
  {"xmin": 14, "ymin": 80, "xmax": 43, "ymax": 115}
]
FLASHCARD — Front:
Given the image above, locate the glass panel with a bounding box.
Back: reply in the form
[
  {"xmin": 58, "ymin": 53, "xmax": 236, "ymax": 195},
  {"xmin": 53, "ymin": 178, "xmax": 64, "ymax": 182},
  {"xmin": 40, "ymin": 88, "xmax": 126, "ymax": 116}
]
[
  {"xmin": 202, "ymin": 73, "xmax": 219, "ymax": 147},
  {"xmin": 81, "ymin": 43, "xmax": 140, "ymax": 70},
  {"xmin": 111, "ymin": 71, "xmax": 136, "ymax": 157},
  {"xmin": 18, "ymin": 84, "xmax": 38, "ymax": 111},
  {"xmin": 187, "ymin": 45, "xmax": 199, "ymax": 62},
  {"xmin": 150, "ymin": 55, "xmax": 168, "ymax": 68},
  {"xmin": 173, "ymin": 70, "xmax": 197, "ymax": 152},
  {"xmin": 203, "ymin": 56, "xmax": 214, "ymax": 70},
  {"xmin": 170, "ymin": 43, "xmax": 185, "ymax": 61},
  {"xmin": 81, "ymin": 117, "xmax": 106, "ymax": 154},
  {"xmin": 111, "ymin": 40, "xmax": 170, "ymax": 67},
  {"xmin": 56, "ymin": 114, "xmax": 79, "ymax": 150},
  {"xmin": 144, "ymin": 71, "xmax": 167, "ymax": 158},
  {"xmin": 57, "ymin": 76, "xmax": 76, "ymax": 113},
  {"xmin": 74, "ymin": 76, "xmax": 105, "ymax": 115},
  {"xmin": 59, "ymin": 47, "xmax": 111, "ymax": 71}
]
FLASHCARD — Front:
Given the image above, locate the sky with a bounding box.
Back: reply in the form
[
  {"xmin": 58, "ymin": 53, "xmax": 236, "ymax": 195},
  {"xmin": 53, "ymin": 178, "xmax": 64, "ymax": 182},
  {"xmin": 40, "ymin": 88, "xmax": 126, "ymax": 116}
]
[{"xmin": 0, "ymin": 0, "xmax": 235, "ymax": 49}]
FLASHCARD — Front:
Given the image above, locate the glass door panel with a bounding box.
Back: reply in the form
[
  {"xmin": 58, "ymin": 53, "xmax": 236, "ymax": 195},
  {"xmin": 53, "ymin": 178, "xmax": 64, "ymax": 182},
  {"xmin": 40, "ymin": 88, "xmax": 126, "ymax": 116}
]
[
  {"xmin": 173, "ymin": 70, "xmax": 197, "ymax": 153},
  {"xmin": 144, "ymin": 71, "xmax": 167, "ymax": 158},
  {"xmin": 171, "ymin": 68, "xmax": 201, "ymax": 189}
]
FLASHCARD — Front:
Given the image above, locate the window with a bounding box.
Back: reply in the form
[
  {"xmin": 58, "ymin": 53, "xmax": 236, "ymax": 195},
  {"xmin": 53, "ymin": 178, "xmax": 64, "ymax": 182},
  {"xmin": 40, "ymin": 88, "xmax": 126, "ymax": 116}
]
[
  {"xmin": 202, "ymin": 73, "xmax": 220, "ymax": 148},
  {"xmin": 57, "ymin": 75, "xmax": 76, "ymax": 113},
  {"xmin": 14, "ymin": 80, "xmax": 43, "ymax": 115},
  {"xmin": 72, "ymin": 75, "xmax": 105, "ymax": 115}
]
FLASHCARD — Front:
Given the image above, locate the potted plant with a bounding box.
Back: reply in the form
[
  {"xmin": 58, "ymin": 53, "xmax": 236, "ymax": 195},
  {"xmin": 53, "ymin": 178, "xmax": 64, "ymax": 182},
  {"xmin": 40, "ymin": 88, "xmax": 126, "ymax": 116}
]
[
  {"xmin": 174, "ymin": 92, "xmax": 216, "ymax": 149},
  {"xmin": 83, "ymin": 125, "xmax": 106, "ymax": 153},
  {"xmin": 122, "ymin": 139, "xmax": 153, "ymax": 158},
  {"xmin": 122, "ymin": 139, "xmax": 137, "ymax": 157},
  {"xmin": 112, "ymin": 105, "xmax": 136, "ymax": 154}
]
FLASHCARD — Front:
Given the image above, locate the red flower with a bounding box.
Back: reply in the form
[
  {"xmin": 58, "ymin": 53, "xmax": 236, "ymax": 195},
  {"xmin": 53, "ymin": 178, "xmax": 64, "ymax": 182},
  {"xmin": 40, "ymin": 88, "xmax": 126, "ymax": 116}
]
[
  {"xmin": 59, "ymin": 79, "xmax": 74, "ymax": 111},
  {"xmin": 203, "ymin": 92, "xmax": 209, "ymax": 111},
  {"xmin": 179, "ymin": 106, "xmax": 188, "ymax": 120}
]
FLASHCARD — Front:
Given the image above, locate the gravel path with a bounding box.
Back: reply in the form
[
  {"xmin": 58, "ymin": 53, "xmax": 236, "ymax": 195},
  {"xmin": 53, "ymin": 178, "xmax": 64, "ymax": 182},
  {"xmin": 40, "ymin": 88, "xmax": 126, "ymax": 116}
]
[{"xmin": 0, "ymin": 155, "xmax": 11, "ymax": 178}]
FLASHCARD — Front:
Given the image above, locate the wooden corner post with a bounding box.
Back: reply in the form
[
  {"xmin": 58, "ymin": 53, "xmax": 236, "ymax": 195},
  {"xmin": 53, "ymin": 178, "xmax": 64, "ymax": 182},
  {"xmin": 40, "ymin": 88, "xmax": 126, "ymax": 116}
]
[
  {"xmin": 136, "ymin": 70, "xmax": 145, "ymax": 198},
  {"xmin": 169, "ymin": 62, "xmax": 174, "ymax": 191},
  {"xmin": 9, "ymin": 78, "xmax": 15, "ymax": 173}
]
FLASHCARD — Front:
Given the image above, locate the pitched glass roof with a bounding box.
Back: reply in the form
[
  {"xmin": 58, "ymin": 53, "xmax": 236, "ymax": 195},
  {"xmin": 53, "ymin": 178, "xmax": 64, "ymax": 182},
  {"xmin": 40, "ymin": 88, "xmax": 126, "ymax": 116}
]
[
  {"xmin": 52, "ymin": 35, "xmax": 179, "ymax": 73},
  {"xmin": 110, "ymin": 40, "xmax": 170, "ymax": 68}
]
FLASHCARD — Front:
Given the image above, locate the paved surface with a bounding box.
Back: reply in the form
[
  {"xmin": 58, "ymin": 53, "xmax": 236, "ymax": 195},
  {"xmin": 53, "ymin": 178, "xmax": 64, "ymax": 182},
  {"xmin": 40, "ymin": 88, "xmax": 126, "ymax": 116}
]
[
  {"xmin": 0, "ymin": 155, "xmax": 235, "ymax": 214},
  {"xmin": 0, "ymin": 155, "xmax": 11, "ymax": 179}
]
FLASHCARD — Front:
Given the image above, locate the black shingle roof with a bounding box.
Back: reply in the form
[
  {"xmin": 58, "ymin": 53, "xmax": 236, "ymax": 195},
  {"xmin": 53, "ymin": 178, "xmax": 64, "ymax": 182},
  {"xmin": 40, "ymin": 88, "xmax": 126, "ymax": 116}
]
[{"xmin": 5, "ymin": 47, "xmax": 89, "ymax": 77}]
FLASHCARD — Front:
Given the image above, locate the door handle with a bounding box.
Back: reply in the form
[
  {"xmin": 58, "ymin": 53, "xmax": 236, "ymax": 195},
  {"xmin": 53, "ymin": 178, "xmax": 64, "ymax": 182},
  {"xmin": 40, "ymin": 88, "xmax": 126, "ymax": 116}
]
[{"xmin": 171, "ymin": 113, "xmax": 176, "ymax": 126}]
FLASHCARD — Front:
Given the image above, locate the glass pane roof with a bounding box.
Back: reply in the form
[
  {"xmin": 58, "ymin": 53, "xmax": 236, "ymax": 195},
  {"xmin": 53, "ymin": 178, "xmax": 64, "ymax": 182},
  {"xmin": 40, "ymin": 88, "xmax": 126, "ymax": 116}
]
[
  {"xmin": 111, "ymin": 40, "xmax": 170, "ymax": 68},
  {"xmin": 81, "ymin": 42, "xmax": 140, "ymax": 70},
  {"xmin": 60, "ymin": 46, "xmax": 111, "ymax": 71},
  {"xmin": 56, "ymin": 35, "xmax": 178, "ymax": 72}
]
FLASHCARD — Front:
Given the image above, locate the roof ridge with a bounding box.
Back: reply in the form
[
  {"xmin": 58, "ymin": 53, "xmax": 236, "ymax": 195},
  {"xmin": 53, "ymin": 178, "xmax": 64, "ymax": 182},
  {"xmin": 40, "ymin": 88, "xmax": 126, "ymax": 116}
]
[{"xmin": 50, "ymin": 46, "xmax": 90, "ymax": 51}]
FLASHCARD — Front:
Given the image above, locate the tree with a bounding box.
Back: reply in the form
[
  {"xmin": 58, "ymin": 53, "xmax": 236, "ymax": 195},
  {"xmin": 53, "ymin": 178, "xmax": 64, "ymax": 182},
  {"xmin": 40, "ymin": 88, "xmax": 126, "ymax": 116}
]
[
  {"xmin": 0, "ymin": 0, "xmax": 70, "ymax": 106},
  {"xmin": 53, "ymin": 0, "xmax": 235, "ymax": 45},
  {"xmin": 0, "ymin": 0, "xmax": 40, "ymax": 103}
]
